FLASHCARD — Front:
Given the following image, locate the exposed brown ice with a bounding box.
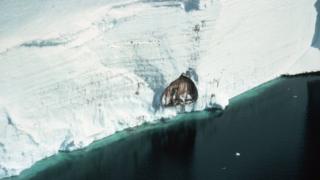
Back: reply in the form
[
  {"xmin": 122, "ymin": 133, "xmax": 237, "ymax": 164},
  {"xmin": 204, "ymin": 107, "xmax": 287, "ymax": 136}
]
[{"xmin": 161, "ymin": 74, "xmax": 198, "ymax": 107}]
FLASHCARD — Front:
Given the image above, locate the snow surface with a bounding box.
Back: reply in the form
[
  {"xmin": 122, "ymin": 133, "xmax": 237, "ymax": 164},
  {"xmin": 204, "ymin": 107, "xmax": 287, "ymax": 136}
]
[{"xmin": 0, "ymin": 0, "xmax": 319, "ymax": 178}]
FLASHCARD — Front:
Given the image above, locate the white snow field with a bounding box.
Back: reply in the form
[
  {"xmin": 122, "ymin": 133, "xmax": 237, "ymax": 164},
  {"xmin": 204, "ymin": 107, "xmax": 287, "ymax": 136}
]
[{"xmin": 0, "ymin": 0, "xmax": 319, "ymax": 177}]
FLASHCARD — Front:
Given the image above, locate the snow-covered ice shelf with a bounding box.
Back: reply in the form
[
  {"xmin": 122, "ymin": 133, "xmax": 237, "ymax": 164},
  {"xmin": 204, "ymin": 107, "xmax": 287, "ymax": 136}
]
[{"xmin": 0, "ymin": 0, "xmax": 319, "ymax": 178}]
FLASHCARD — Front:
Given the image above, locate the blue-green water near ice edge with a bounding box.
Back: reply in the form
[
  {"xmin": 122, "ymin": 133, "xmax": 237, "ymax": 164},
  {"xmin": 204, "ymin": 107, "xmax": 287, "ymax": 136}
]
[{"xmin": 7, "ymin": 73, "xmax": 320, "ymax": 180}]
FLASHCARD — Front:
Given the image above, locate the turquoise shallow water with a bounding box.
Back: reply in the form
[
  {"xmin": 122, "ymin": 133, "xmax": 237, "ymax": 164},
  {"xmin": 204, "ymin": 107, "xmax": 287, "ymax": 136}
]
[{"xmin": 6, "ymin": 74, "xmax": 320, "ymax": 180}]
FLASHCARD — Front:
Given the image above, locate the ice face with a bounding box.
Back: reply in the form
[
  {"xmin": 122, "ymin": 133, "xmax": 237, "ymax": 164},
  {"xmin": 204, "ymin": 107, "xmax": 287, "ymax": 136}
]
[
  {"xmin": 0, "ymin": 0, "xmax": 319, "ymax": 178},
  {"xmin": 312, "ymin": 0, "xmax": 320, "ymax": 48}
]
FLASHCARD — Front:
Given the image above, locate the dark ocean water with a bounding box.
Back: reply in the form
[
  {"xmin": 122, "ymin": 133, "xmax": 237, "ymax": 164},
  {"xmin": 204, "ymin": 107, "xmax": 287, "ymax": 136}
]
[{"xmin": 8, "ymin": 74, "xmax": 320, "ymax": 180}]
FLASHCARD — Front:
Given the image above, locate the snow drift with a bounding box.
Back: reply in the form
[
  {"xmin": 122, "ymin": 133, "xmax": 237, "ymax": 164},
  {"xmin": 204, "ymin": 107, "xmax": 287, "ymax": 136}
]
[{"xmin": 0, "ymin": 0, "xmax": 319, "ymax": 178}]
